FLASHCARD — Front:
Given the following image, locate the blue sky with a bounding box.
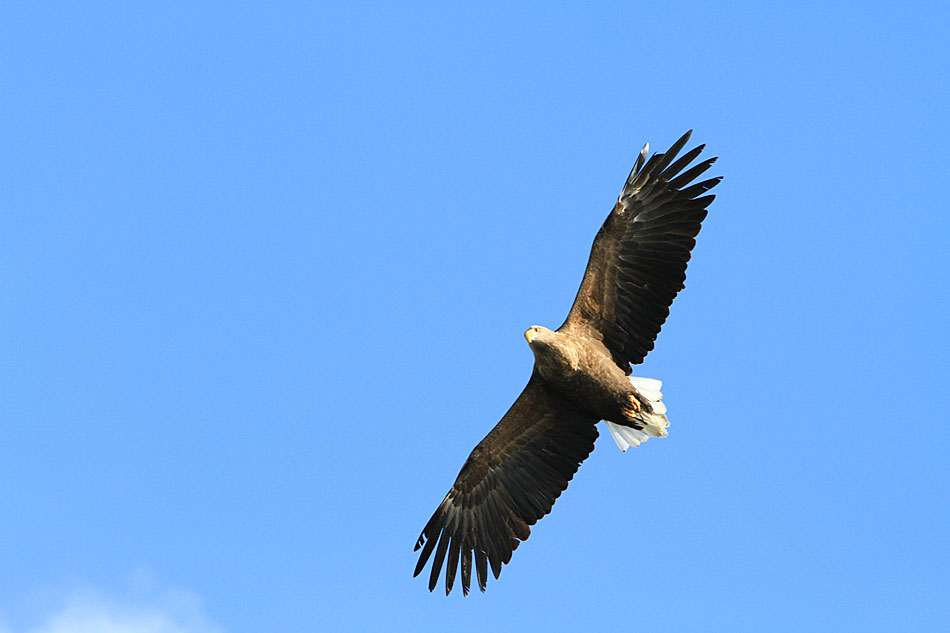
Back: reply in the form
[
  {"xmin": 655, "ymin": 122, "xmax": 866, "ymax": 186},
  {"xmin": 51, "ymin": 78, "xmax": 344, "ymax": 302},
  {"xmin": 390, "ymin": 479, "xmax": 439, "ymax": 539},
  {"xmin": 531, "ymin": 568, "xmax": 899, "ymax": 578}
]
[{"xmin": 2, "ymin": 3, "xmax": 948, "ymax": 632}]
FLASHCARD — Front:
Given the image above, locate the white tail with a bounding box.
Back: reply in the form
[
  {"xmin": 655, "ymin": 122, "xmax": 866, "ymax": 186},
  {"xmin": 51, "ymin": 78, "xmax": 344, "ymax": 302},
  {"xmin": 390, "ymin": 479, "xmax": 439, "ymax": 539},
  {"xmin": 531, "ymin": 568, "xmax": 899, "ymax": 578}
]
[{"xmin": 606, "ymin": 376, "xmax": 670, "ymax": 452}]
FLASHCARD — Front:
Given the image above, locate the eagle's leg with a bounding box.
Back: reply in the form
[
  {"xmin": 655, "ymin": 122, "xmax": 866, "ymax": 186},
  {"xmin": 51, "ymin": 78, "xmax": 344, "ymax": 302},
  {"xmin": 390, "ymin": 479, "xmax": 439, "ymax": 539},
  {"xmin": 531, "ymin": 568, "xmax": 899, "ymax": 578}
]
[{"xmin": 620, "ymin": 393, "xmax": 642, "ymax": 419}]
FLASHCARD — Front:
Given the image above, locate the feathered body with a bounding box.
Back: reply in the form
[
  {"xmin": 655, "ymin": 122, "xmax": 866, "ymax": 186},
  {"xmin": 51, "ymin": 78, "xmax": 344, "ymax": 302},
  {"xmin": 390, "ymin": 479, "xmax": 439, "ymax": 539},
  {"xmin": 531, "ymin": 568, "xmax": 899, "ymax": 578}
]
[{"xmin": 525, "ymin": 326, "xmax": 653, "ymax": 426}]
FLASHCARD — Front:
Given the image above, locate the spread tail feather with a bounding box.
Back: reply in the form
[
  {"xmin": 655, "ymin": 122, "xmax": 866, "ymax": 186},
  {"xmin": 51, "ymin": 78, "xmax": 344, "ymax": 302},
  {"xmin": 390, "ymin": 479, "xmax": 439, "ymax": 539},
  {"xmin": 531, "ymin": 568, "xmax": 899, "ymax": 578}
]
[
  {"xmin": 606, "ymin": 376, "xmax": 670, "ymax": 453},
  {"xmin": 606, "ymin": 422, "xmax": 649, "ymax": 452}
]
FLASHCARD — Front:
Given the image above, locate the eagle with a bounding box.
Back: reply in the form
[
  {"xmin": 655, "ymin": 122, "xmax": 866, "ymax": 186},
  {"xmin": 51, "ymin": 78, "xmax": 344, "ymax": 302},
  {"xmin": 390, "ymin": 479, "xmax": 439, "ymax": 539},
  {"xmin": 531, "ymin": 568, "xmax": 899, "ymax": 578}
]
[{"xmin": 414, "ymin": 130, "xmax": 720, "ymax": 596}]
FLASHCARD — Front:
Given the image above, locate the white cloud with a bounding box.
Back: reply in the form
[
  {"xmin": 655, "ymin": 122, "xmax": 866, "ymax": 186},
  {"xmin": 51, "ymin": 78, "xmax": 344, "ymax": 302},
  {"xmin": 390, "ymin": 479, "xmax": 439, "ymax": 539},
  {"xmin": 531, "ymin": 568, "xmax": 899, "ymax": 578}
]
[{"xmin": 1, "ymin": 578, "xmax": 221, "ymax": 633}]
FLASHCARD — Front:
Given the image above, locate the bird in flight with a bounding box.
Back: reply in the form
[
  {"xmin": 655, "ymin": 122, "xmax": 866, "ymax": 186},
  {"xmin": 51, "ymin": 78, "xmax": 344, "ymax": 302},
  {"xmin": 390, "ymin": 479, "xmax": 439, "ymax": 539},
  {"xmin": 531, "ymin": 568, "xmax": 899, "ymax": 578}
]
[{"xmin": 414, "ymin": 130, "xmax": 720, "ymax": 596}]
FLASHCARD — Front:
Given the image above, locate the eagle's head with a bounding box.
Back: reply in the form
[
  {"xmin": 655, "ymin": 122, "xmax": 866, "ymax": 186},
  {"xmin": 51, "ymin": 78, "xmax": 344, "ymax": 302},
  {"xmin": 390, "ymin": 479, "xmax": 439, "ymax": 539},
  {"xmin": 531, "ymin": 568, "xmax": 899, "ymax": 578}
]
[
  {"xmin": 524, "ymin": 325, "xmax": 554, "ymax": 346},
  {"xmin": 525, "ymin": 325, "xmax": 577, "ymax": 375}
]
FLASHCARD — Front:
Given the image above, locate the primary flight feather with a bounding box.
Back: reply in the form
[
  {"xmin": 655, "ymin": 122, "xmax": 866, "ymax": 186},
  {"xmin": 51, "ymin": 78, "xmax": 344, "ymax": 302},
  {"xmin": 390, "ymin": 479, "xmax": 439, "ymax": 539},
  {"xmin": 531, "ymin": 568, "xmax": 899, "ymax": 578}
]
[{"xmin": 414, "ymin": 130, "xmax": 720, "ymax": 595}]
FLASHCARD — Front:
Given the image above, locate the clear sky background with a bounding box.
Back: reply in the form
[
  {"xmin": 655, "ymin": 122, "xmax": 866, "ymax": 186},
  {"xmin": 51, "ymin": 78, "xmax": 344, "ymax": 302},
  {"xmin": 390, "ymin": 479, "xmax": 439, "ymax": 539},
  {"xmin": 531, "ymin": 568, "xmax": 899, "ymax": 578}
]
[{"xmin": 2, "ymin": 3, "xmax": 948, "ymax": 632}]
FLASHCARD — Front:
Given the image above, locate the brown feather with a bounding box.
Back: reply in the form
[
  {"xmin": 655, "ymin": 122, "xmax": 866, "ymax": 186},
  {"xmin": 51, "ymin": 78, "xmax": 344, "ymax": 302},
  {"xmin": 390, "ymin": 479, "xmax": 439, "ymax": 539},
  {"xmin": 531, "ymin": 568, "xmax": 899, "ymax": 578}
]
[
  {"xmin": 413, "ymin": 374, "xmax": 598, "ymax": 595},
  {"xmin": 560, "ymin": 132, "xmax": 720, "ymax": 372}
]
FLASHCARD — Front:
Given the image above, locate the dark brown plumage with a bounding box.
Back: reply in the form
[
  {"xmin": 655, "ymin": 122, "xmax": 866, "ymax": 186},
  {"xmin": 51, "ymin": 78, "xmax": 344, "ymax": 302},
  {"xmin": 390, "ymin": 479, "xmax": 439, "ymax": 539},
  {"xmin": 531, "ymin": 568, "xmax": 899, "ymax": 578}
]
[{"xmin": 414, "ymin": 131, "xmax": 720, "ymax": 595}]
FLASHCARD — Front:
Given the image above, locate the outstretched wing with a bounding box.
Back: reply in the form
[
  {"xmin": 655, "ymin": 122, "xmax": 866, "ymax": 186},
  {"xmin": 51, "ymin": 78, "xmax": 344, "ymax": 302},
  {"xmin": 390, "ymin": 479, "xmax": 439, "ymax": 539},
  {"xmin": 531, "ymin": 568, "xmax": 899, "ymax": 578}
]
[
  {"xmin": 559, "ymin": 130, "xmax": 720, "ymax": 373},
  {"xmin": 414, "ymin": 373, "xmax": 599, "ymax": 596}
]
